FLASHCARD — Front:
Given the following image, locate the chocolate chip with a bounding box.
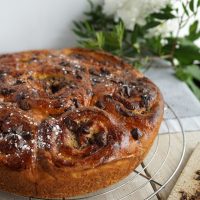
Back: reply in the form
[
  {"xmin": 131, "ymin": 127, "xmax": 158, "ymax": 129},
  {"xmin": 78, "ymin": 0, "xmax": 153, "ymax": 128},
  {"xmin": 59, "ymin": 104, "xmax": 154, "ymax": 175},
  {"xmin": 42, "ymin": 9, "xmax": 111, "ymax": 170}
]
[
  {"xmin": 141, "ymin": 94, "xmax": 151, "ymax": 108},
  {"xmin": 16, "ymin": 92, "xmax": 26, "ymax": 101},
  {"xmin": 0, "ymin": 54, "xmax": 8, "ymax": 59},
  {"xmin": 64, "ymin": 117, "xmax": 78, "ymax": 131},
  {"xmin": 18, "ymin": 100, "xmax": 31, "ymax": 111},
  {"xmin": 72, "ymin": 98, "xmax": 80, "ymax": 108},
  {"xmin": 22, "ymin": 132, "xmax": 32, "ymax": 140},
  {"xmin": 50, "ymin": 84, "xmax": 60, "ymax": 94},
  {"xmin": 29, "ymin": 56, "xmax": 38, "ymax": 62},
  {"xmin": 75, "ymin": 71, "xmax": 82, "ymax": 80},
  {"xmin": 27, "ymin": 76, "xmax": 33, "ymax": 80},
  {"xmin": 48, "ymin": 77, "xmax": 67, "ymax": 94},
  {"xmin": 59, "ymin": 61, "xmax": 70, "ymax": 66},
  {"xmin": 94, "ymin": 132, "xmax": 107, "ymax": 146},
  {"xmin": 71, "ymin": 53, "xmax": 85, "ymax": 60},
  {"xmin": 77, "ymin": 121, "xmax": 93, "ymax": 134},
  {"xmin": 95, "ymin": 100, "xmax": 105, "ymax": 109},
  {"xmin": 15, "ymin": 80, "xmax": 24, "ymax": 85},
  {"xmin": 100, "ymin": 67, "xmax": 110, "ymax": 76},
  {"xmin": 123, "ymin": 85, "xmax": 132, "ymax": 97},
  {"xmin": 0, "ymin": 88, "xmax": 16, "ymax": 95},
  {"xmin": 89, "ymin": 68, "xmax": 99, "ymax": 76},
  {"xmin": 115, "ymin": 104, "xmax": 134, "ymax": 117},
  {"xmin": 104, "ymin": 95, "xmax": 113, "ymax": 102},
  {"xmin": 130, "ymin": 128, "xmax": 143, "ymax": 140}
]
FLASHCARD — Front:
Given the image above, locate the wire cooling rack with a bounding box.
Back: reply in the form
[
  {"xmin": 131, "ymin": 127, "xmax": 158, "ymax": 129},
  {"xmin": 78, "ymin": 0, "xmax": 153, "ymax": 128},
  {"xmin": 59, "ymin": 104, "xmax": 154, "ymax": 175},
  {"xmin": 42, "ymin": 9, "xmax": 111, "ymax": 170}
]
[
  {"xmin": 63, "ymin": 103, "xmax": 186, "ymax": 200},
  {"xmin": 1, "ymin": 103, "xmax": 185, "ymax": 200}
]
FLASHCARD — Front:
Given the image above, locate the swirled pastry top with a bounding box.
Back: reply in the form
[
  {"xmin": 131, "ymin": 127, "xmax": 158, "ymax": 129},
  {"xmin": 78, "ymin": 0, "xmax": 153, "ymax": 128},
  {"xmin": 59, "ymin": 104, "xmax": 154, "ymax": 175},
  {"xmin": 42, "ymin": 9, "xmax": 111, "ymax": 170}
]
[{"xmin": 0, "ymin": 48, "xmax": 163, "ymax": 171}]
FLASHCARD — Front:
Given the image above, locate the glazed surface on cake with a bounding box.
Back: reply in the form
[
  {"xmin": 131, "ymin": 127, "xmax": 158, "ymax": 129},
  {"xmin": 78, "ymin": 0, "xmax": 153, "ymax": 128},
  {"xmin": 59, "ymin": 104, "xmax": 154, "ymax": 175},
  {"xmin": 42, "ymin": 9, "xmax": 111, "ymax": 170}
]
[{"xmin": 0, "ymin": 48, "xmax": 164, "ymax": 198}]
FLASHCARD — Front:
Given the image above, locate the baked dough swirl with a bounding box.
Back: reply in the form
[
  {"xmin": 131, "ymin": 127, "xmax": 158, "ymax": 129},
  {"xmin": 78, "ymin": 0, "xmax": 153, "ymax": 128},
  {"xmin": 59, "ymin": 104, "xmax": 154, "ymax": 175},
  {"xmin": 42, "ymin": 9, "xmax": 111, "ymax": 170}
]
[{"xmin": 0, "ymin": 48, "xmax": 164, "ymax": 198}]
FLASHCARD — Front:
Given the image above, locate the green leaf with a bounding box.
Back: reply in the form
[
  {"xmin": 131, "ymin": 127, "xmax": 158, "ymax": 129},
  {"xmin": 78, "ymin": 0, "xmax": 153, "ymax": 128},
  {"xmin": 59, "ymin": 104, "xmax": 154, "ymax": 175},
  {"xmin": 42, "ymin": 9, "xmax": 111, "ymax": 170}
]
[
  {"xmin": 190, "ymin": 20, "xmax": 198, "ymax": 34},
  {"xmin": 96, "ymin": 32, "xmax": 105, "ymax": 49},
  {"xmin": 186, "ymin": 20, "xmax": 200, "ymax": 41},
  {"xmin": 73, "ymin": 29, "xmax": 89, "ymax": 38},
  {"xmin": 79, "ymin": 39, "xmax": 99, "ymax": 49},
  {"xmin": 187, "ymin": 78, "xmax": 200, "ymax": 99},
  {"xmin": 198, "ymin": 0, "xmax": 200, "ymax": 7},
  {"xmin": 144, "ymin": 20, "xmax": 161, "ymax": 29},
  {"xmin": 176, "ymin": 67, "xmax": 190, "ymax": 81},
  {"xmin": 103, "ymin": 32, "xmax": 120, "ymax": 51},
  {"xmin": 174, "ymin": 39, "xmax": 200, "ymax": 65},
  {"xmin": 146, "ymin": 36, "xmax": 162, "ymax": 55},
  {"xmin": 87, "ymin": 0, "xmax": 94, "ymax": 10},
  {"xmin": 189, "ymin": 0, "xmax": 194, "ymax": 12},
  {"xmin": 73, "ymin": 21, "xmax": 82, "ymax": 30},
  {"xmin": 115, "ymin": 22, "xmax": 124, "ymax": 48},
  {"xmin": 131, "ymin": 25, "xmax": 143, "ymax": 43},
  {"xmin": 182, "ymin": 3, "xmax": 189, "ymax": 16},
  {"xmin": 151, "ymin": 12, "xmax": 175, "ymax": 20},
  {"xmin": 183, "ymin": 65, "xmax": 200, "ymax": 81},
  {"xmin": 176, "ymin": 66, "xmax": 200, "ymax": 99}
]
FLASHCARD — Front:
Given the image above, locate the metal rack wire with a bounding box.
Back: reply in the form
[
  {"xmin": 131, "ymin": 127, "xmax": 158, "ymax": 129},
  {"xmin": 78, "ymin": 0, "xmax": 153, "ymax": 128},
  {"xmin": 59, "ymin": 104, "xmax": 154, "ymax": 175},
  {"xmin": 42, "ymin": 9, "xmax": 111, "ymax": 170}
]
[
  {"xmin": 8, "ymin": 103, "xmax": 185, "ymax": 200},
  {"xmin": 64, "ymin": 103, "xmax": 186, "ymax": 200}
]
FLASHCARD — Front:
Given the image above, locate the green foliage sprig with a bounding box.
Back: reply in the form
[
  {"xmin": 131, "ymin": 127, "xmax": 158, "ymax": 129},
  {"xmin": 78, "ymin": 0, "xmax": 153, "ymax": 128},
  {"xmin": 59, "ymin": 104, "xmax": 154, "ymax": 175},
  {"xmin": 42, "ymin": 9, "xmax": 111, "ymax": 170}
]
[{"xmin": 73, "ymin": 0, "xmax": 200, "ymax": 99}]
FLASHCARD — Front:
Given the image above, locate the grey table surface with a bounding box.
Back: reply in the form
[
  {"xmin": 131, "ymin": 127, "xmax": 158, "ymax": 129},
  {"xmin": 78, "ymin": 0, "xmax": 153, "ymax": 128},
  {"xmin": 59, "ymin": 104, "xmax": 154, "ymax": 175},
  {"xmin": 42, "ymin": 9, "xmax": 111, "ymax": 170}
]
[{"xmin": 146, "ymin": 64, "xmax": 200, "ymax": 133}]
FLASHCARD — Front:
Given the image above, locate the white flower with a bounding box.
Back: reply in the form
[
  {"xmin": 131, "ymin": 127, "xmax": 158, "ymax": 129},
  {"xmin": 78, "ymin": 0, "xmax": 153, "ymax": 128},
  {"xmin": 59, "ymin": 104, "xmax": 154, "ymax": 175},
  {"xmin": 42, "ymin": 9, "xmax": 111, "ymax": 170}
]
[
  {"xmin": 147, "ymin": 20, "xmax": 178, "ymax": 38},
  {"xmin": 103, "ymin": 0, "xmax": 170, "ymax": 30}
]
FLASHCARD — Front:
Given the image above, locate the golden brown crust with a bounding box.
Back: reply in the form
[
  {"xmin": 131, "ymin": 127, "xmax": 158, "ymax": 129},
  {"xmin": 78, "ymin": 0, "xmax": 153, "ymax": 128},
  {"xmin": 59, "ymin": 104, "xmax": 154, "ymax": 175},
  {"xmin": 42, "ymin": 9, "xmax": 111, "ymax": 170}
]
[{"xmin": 0, "ymin": 48, "xmax": 164, "ymax": 198}]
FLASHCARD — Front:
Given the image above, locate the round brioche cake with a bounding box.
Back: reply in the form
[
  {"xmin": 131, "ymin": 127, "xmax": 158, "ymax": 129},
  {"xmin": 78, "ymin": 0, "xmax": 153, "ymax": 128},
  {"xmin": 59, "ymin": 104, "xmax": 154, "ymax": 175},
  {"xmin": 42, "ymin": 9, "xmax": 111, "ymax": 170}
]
[{"xmin": 0, "ymin": 48, "xmax": 164, "ymax": 199}]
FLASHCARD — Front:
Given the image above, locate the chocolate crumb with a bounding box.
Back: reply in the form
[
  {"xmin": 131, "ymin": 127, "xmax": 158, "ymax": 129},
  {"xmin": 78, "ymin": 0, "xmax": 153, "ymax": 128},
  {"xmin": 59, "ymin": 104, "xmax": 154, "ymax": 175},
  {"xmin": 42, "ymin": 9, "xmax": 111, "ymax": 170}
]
[
  {"xmin": 195, "ymin": 175, "xmax": 200, "ymax": 181},
  {"xmin": 189, "ymin": 190, "xmax": 200, "ymax": 200},
  {"xmin": 196, "ymin": 170, "xmax": 200, "ymax": 175},
  {"xmin": 179, "ymin": 191, "xmax": 188, "ymax": 200},
  {"xmin": 195, "ymin": 170, "xmax": 200, "ymax": 181}
]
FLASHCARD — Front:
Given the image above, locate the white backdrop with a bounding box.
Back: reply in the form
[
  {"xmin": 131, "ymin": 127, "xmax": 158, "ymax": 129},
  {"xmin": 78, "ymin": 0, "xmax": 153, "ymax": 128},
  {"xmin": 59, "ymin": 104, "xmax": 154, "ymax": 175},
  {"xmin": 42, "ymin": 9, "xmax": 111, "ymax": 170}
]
[
  {"xmin": 0, "ymin": 0, "xmax": 89, "ymax": 53},
  {"xmin": 0, "ymin": 0, "xmax": 199, "ymax": 54}
]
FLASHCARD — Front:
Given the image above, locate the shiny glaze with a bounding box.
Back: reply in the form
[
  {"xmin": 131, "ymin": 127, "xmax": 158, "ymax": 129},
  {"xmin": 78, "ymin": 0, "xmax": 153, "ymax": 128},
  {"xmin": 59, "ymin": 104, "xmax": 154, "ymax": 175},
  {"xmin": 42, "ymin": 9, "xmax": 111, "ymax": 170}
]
[{"xmin": 0, "ymin": 48, "xmax": 163, "ymax": 170}]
